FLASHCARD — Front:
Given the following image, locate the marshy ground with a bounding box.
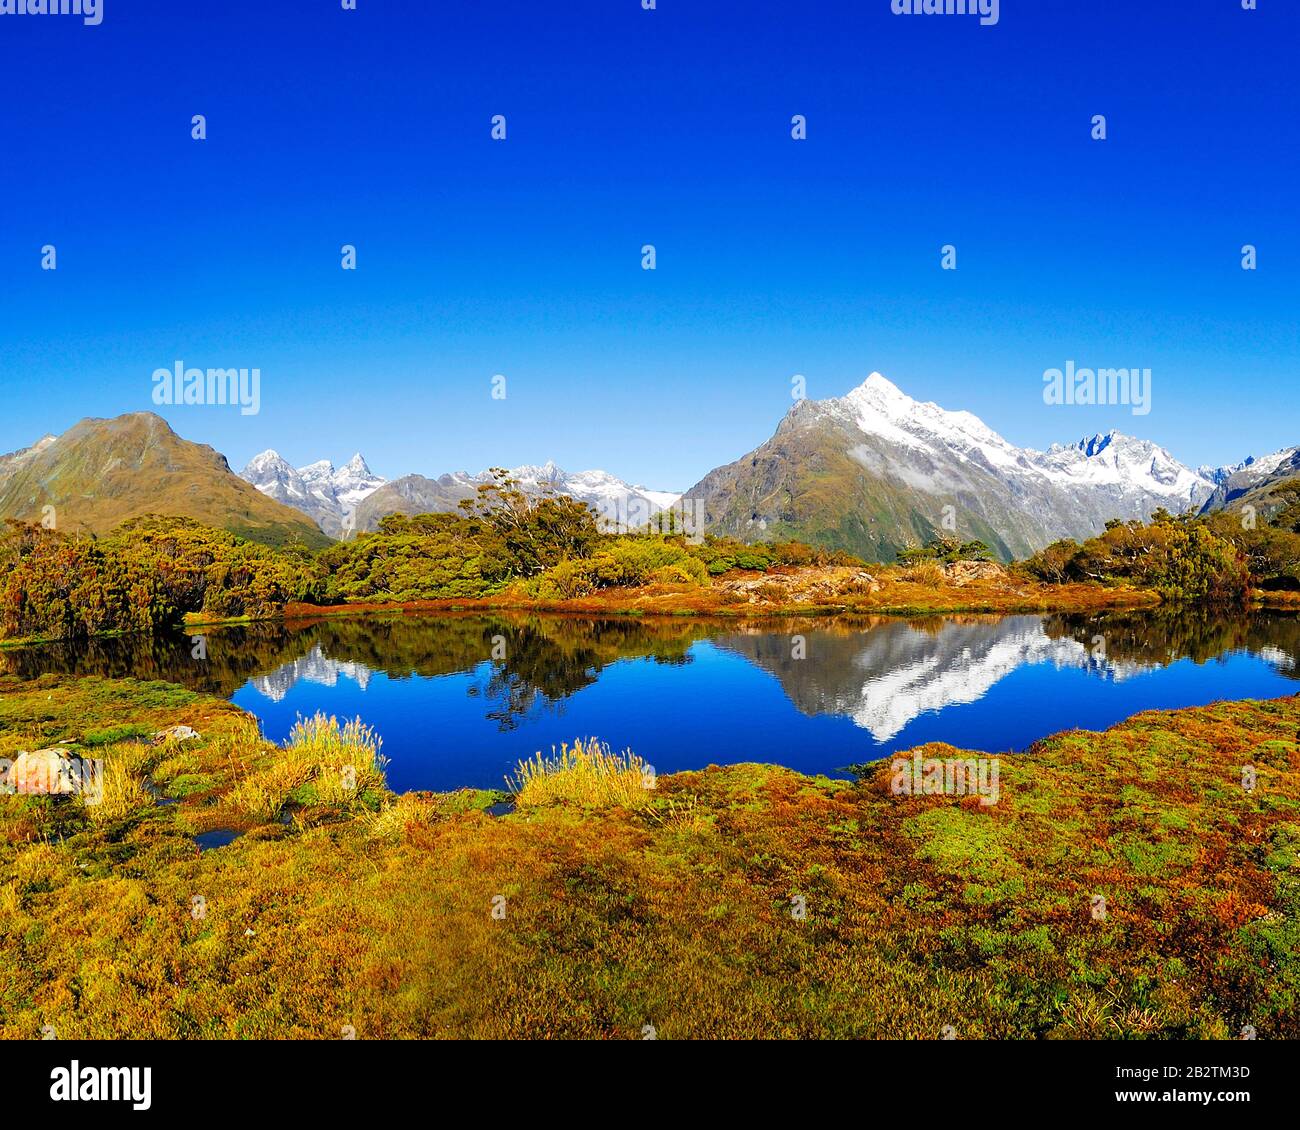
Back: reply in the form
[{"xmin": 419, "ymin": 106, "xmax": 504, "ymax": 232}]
[{"xmin": 1, "ymin": 672, "xmax": 1297, "ymax": 1039}]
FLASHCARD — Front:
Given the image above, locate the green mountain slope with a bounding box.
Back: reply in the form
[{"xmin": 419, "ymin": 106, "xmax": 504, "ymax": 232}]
[
  {"xmin": 0, "ymin": 412, "xmax": 330, "ymax": 548},
  {"xmin": 685, "ymin": 405, "xmax": 1031, "ymax": 563},
  {"xmin": 684, "ymin": 375, "xmax": 1215, "ymax": 564}
]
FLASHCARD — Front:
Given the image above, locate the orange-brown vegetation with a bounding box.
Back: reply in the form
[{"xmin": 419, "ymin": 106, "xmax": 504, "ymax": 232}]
[{"xmin": 2, "ymin": 674, "xmax": 1296, "ymax": 1038}]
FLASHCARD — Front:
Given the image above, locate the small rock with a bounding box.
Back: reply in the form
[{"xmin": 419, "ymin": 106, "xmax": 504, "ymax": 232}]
[
  {"xmin": 7, "ymin": 748, "xmax": 76, "ymax": 795},
  {"xmin": 943, "ymin": 560, "xmax": 1006, "ymax": 586},
  {"xmin": 153, "ymin": 725, "xmax": 201, "ymax": 745}
]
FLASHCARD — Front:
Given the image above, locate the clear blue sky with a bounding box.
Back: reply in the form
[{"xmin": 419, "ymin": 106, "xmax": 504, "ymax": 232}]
[{"xmin": 1, "ymin": 0, "xmax": 1295, "ymax": 489}]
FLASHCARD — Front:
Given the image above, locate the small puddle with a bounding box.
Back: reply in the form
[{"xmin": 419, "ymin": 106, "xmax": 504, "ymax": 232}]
[
  {"xmin": 194, "ymin": 829, "xmax": 244, "ymax": 851},
  {"xmin": 144, "ymin": 781, "xmax": 179, "ymax": 807},
  {"xmin": 485, "ymin": 800, "xmax": 516, "ymax": 817}
]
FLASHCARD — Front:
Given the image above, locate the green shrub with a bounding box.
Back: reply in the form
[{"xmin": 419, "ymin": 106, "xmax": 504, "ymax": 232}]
[
  {"xmin": 1022, "ymin": 513, "xmax": 1252, "ymax": 604},
  {"xmin": 320, "ymin": 513, "xmax": 514, "ymax": 602},
  {"xmin": 525, "ymin": 536, "xmax": 711, "ymax": 597},
  {"xmin": 897, "ymin": 535, "xmax": 993, "ymax": 565}
]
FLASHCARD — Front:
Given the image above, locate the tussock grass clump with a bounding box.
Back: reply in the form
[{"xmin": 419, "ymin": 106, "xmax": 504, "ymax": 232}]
[
  {"xmin": 899, "ymin": 560, "xmax": 946, "ymax": 587},
  {"xmin": 283, "ymin": 712, "xmax": 387, "ymax": 804},
  {"xmin": 88, "ymin": 758, "xmax": 153, "ymax": 823},
  {"xmin": 363, "ymin": 793, "xmax": 441, "ymax": 841},
  {"xmin": 229, "ymin": 760, "xmax": 312, "ymax": 821},
  {"xmin": 228, "ymin": 713, "xmax": 386, "ymax": 820},
  {"xmin": 84, "ymin": 742, "xmax": 154, "ymax": 823},
  {"xmin": 205, "ymin": 719, "xmax": 265, "ymax": 763},
  {"xmin": 510, "ymin": 738, "xmax": 654, "ymax": 809},
  {"xmin": 226, "ymin": 707, "xmax": 387, "ymax": 816}
]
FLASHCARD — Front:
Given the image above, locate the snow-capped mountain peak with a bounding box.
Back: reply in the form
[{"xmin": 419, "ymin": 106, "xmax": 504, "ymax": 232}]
[
  {"xmin": 1197, "ymin": 444, "xmax": 1300, "ymax": 511},
  {"xmin": 244, "ymin": 449, "xmax": 295, "ymax": 476},
  {"xmin": 239, "ymin": 451, "xmax": 387, "ymax": 538},
  {"xmin": 240, "ymin": 450, "xmax": 314, "ymax": 504},
  {"xmin": 1038, "ymin": 431, "xmax": 1212, "ymax": 498},
  {"xmin": 349, "ymin": 459, "xmax": 682, "ymax": 533},
  {"xmin": 298, "ymin": 458, "xmax": 334, "ymax": 478},
  {"xmin": 696, "ymin": 371, "xmax": 1224, "ymax": 560},
  {"xmin": 837, "ymin": 372, "xmax": 1028, "ymax": 473},
  {"xmin": 491, "ymin": 463, "xmax": 679, "ymax": 517},
  {"xmin": 1071, "ymin": 430, "xmax": 1121, "ymax": 459},
  {"xmin": 331, "ymin": 454, "xmax": 386, "ymax": 510},
  {"xmin": 509, "ymin": 460, "xmax": 564, "ymax": 484},
  {"xmin": 832, "ymin": 375, "xmax": 1212, "ymax": 505},
  {"xmin": 245, "ymin": 448, "xmax": 681, "ymax": 536}
]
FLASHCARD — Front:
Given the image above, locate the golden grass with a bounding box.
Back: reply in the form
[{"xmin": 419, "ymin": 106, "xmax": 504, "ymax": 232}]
[
  {"xmin": 510, "ymin": 738, "xmax": 654, "ymax": 809},
  {"xmin": 78, "ymin": 741, "xmax": 154, "ymax": 824},
  {"xmin": 645, "ymin": 792, "xmax": 712, "ymax": 833},
  {"xmin": 898, "ymin": 560, "xmax": 946, "ymax": 587},
  {"xmin": 229, "ymin": 713, "xmax": 386, "ymax": 819},
  {"xmin": 4, "ymin": 673, "xmax": 1299, "ymax": 1040},
  {"xmin": 284, "ymin": 712, "xmax": 386, "ymax": 804},
  {"xmin": 86, "ymin": 758, "xmax": 152, "ymax": 823},
  {"xmin": 228, "ymin": 760, "xmax": 312, "ymax": 821},
  {"xmin": 363, "ymin": 793, "xmax": 441, "ymax": 841},
  {"xmin": 206, "ymin": 719, "xmax": 266, "ymax": 764}
]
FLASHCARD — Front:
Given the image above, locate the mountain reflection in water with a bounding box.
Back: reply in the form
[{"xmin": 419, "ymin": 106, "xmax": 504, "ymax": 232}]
[{"xmin": 4, "ymin": 608, "xmax": 1298, "ymax": 791}]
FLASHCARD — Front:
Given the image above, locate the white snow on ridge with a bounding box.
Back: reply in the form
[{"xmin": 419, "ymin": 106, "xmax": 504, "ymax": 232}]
[
  {"xmin": 333, "ymin": 454, "xmax": 387, "ymax": 510},
  {"xmin": 242, "ymin": 448, "xmax": 680, "ymax": 533},
  {"xmin": 464, "ymin": 462, "xmax": 680, "ymax": 518},
  {"xmin": 639, "ymin": 487, "xmax": 683, "ymax": 510},
  {"xmin": 830, "ymin": 372, "xmax": 1214, "ymax": 509},
  {"xmin": 240, "ymin": 450, "xmax": 386, "ymax": 535},
  {"xmin": 1218, "ymin": 446, "xmax": 1300, "ymax": 487},
  {"xmin": 1033, "ymin": 432, "xmax": 1210, "ymax": 501}
]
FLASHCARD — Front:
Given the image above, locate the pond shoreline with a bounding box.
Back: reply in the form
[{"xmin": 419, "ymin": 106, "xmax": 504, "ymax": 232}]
[
  {"xmin": 9, "ymin": 604, "xmax": 1297, "ymax": 795},
  {"xmin": 192, "ymin": 578, "xmax": 1162, "ymax": 630},
  {"xmin": 12, "ymin": 565, "xmax": 1295, "ymax": 648}
]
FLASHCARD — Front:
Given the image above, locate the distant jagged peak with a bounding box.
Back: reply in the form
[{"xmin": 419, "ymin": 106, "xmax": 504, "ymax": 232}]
[
  {"xmin": 1069, "ymin": 430, "xmax": 1122, "ymax": 457},
  {"xmin": 242, "ymin": 449, "xmax": 295, "ymax": 474},
  {"xmin": 298, "ymin": 459, "xmax": 337, "ymax": 482},
  {"xmin": 1056, "ymin": 430, "xmax": 1196, "ymax": 471},
  {"xmin": 509, "ymin": 459, "xmax": 564, "ymax": 482}
]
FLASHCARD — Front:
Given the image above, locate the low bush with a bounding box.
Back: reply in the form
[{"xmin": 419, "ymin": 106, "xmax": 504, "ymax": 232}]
[
  {"xmin": 523, "ymin": 537, "xmax": 710, "ymax": 599},
  {"xmin": 1023, "ymin": 512, "xmax": 1252, "ymax": 604},
  {"xmin": 899, "ymin": 560, "xmax": 946, "ymax": 587}
]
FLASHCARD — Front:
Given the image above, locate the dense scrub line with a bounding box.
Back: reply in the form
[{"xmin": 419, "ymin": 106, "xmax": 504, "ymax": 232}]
[
  {"xmin": 5, "ymin": 473, "xmax": 1299, "ymax": 644},
  {"xmin": 1022, "ymin": 492, "xmax": 1300, "ymax": 603},
  {"xmin": 0, "ymin": 500, "xmax": 854, "ymax": 644}
]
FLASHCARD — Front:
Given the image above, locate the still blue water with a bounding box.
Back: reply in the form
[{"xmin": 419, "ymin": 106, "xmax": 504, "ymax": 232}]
[
  {"xmin": 207, "ymin": 610, "xmax": 1300, "ymax": 792},
  {"xmin": 11, "ymin": 609, "xmax": 1296, "ymax": 793}
]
